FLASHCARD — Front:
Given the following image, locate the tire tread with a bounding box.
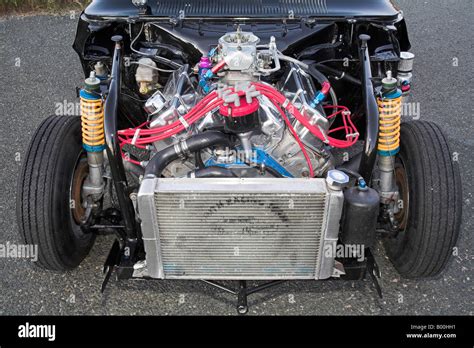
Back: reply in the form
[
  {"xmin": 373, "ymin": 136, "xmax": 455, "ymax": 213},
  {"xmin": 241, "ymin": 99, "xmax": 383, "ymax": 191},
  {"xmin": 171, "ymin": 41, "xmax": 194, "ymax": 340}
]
[
  {"xmin": 16, "ymin": 116, "xmax": 93, "ymax": 271},
  {"xmin": 384, "ymin": 120, "xmax": 462, "ymax": 278}
]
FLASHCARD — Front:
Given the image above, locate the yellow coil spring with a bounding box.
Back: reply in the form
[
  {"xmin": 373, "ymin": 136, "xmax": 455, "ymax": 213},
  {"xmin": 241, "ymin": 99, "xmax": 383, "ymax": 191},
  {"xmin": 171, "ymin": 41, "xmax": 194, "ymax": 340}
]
[
  {"xmin": 80, "ymin": 96, "xmax": 105, "ymax": 148},
  {"xmin": 377, "ymin": 95, "xmax": 402, "ymax": 154}
]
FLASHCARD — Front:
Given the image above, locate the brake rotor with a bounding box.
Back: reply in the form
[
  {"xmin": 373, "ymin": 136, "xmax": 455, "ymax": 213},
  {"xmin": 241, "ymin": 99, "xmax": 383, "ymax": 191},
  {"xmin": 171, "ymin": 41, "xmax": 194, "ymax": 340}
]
[
  {"xmin": 394, "ymin": 159, "xmax": 409, "ymax": 231},
  {"xmin": 71, "ymin": 158, "xmax": 89, "ymax": 224}
]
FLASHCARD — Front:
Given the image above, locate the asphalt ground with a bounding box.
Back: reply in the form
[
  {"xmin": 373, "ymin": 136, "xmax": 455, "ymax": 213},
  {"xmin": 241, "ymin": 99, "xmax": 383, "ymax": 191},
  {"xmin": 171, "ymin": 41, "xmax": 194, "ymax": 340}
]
[{"xmin": 0, "ymin": 0, "xmax": 472, "ymax": 315}]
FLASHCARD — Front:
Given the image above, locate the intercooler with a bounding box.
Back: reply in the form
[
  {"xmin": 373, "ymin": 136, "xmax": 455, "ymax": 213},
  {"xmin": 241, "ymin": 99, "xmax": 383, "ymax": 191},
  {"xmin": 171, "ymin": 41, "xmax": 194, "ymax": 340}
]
[{"xmin": 137, "ymin": 178, "xmax": 343, "ymax": 280}]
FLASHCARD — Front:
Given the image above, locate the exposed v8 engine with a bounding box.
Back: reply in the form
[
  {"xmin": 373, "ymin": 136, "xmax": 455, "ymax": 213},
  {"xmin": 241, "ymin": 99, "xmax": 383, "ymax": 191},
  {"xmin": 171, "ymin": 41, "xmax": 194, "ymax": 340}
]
[{"xmin": 119, "ymin": 29, "xmax": 356, "ymax": 179}]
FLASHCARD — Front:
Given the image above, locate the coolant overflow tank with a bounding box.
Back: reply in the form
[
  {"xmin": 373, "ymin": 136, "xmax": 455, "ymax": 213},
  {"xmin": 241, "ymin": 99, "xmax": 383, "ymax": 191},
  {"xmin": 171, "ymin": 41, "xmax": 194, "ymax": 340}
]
[{"xmin": 341, "ymin": 183, "xmax": 380, "ymax": 248}]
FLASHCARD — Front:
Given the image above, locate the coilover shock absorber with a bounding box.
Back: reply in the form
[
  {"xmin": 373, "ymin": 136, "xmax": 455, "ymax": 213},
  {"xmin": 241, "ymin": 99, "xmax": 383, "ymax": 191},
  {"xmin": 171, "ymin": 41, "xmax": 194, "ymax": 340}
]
[
  {"xmin": 80, "ymin": 72, "xmax": 105, "ymax": 152},
  {"xmin": 80, "ymin": 72, "xmax": 105, "ymax": 203},
  {"xmin": 377, "ymin": 71, "xmax": 402, "ymax": 204}
]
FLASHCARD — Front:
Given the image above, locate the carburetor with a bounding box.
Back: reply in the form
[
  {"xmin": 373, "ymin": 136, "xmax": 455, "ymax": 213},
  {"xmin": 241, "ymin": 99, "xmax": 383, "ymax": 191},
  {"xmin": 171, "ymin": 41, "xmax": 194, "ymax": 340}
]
[
  {"xmin": 218, "ymin": 31, "xmax": 260, "ymax": 72},
  {"xmin": 214, "ymin": 29, "xmax": 280, "ymax": 85}
]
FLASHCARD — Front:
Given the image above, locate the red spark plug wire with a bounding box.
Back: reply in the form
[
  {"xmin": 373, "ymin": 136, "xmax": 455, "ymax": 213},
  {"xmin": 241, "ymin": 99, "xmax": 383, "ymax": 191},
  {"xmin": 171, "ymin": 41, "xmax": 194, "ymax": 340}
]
[
  {"xmin": 118, "ymin": 82, "xmax": 358, "ymax": 170},
  {"xmin": 253, "ymin": 82, "xmax": 358, "ymax": 148},
  {"xmin": 272, "ymin": 101, "xmax": 315, "ymax": 177},
  {"xmin": 118, "ymin": 91, "xmax": 219, "ymax": 137}
]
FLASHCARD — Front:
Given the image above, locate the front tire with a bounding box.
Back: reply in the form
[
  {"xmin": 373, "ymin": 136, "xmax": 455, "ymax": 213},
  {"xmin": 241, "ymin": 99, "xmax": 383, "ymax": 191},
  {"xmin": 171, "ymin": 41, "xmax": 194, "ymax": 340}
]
[
  {"xmin": 16, "ymin": 116, "xmax": 95, "ymax": 271},
  {"xmin": 383, "ymin": 120, "xmax": 462, "ymax": 278}
]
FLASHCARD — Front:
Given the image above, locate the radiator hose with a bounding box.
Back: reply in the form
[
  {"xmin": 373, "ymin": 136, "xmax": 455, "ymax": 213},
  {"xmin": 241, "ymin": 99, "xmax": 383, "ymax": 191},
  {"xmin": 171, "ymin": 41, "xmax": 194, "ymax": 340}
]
[
  {"xmin": 144, "ymin": 131, "xmax": 232, "ymax": 177},
  {"xmin": 313, "ymin": 63, "xmax": 361, "ymax": 86},
  {"xmin": 188, "ymin": 166, "xmax": 237, "ymax": 178}
]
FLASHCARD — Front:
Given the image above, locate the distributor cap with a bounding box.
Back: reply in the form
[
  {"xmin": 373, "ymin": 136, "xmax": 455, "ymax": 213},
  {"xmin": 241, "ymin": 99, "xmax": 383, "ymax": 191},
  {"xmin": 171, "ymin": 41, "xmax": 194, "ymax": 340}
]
[{"xmin": 219, "ymin": 97, "xmax": 259, "ymax": 118}]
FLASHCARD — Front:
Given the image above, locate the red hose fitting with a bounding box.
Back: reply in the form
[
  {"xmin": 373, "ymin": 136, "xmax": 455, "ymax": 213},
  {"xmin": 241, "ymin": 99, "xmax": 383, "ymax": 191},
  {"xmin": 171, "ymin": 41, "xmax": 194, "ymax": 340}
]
[
  {"xmin": 211, "ymin": 60, "xmax": 227, "ymax": 74},
  {"xmin": 320, "ymin": 81, "xmax": 331, "ymax": 95}
]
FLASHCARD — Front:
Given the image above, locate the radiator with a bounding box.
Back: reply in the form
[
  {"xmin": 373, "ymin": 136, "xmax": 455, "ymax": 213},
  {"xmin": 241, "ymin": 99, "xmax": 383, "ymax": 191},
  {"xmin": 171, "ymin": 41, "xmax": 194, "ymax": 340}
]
[{"xmin": 137, "ymin": 178, "xmax": 343, "ymax": 280}]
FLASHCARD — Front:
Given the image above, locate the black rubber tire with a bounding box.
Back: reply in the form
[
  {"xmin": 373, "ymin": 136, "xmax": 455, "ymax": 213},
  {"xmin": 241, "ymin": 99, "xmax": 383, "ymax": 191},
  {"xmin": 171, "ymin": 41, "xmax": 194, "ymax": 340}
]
[
  {"xmin": 16, "ymin": 116, "xmax": 95, "ymax": 271},
  {"xmin": 383, "ymin": 120, "xmax": 462, "ymax": 278}
]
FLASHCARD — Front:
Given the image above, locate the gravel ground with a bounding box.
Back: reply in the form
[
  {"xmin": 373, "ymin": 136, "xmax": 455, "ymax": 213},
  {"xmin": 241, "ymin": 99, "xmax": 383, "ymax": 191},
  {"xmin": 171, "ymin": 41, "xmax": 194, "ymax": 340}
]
[{"xmin": 0, "ymin": 0, "xmax": 472, "ymax": 315}]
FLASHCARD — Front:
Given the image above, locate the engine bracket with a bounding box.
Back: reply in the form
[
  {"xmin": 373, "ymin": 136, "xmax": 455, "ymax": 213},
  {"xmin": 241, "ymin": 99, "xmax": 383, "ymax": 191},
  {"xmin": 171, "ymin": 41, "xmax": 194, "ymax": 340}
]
[{"xmin": 202, "ymin": 280, "xmax": 287, "ymax": 315}]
